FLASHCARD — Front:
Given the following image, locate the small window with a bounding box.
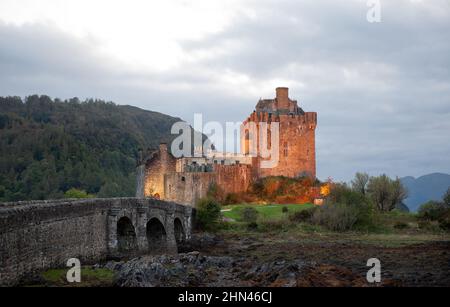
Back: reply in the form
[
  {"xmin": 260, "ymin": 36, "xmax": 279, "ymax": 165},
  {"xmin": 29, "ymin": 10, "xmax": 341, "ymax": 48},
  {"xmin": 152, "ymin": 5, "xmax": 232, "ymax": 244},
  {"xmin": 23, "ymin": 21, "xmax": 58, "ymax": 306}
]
[
  {"xmin": 181, "ymin": 176, "xmax": 185, "ymax": 182},
  {"xmin": 283, "ymin": 142, "xmax": 288, "ymax": 157}
]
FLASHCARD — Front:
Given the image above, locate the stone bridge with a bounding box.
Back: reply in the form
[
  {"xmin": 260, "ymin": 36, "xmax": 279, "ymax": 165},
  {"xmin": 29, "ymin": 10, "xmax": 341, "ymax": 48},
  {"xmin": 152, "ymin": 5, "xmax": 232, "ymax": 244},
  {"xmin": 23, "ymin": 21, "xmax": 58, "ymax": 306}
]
[{"xmin": 0, "ymin": 198, "xmax": 194, "ymax": 286}]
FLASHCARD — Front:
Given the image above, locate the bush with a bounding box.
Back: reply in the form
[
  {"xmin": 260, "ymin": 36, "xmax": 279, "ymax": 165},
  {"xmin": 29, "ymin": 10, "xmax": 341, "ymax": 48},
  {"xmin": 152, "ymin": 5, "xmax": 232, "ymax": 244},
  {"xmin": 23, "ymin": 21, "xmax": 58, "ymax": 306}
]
[
  {"xmin": 282, "ymin": 206, "xmax": 289, "ymax": 213},
  {"xmin": 311, "ymin": 201, "xmax": 374, "ymax": 232},
  {"xmin": 418, "ymin": 220, "xmax": 442, "ymax": 232},
  {"xmin": 247, "ymin": 222, "xmax": 258, "ymax": 230},
  {"xmin": 257, "ymin": 219, "xmax": 286, "ymax": 232},
  {"xmin": 289, "ymin": 207, "xmax": 317, "ymax": 223},
  {"xmin": 206, "ymin": 183, "xmax": 225, "ymax": 204},
  {"xmin": 64, "ymin": 188, "xmax": 94, "ymax": 199},
  {"xmin": 418, "ymin": 201, "xmax": 449, "ymax": 221},
  {"xmin": 240, "ymin": 207, "xmax": 258, "ymax": 223},
  {"xmin": 438, "ymin": 213, "xmax": 450, "ymax": 231},
  {"xmin": 418, "ymin": 200, "xmax": 450, "ymax": 231},
  {"xmin": 326, "ymin": 183, "xmax": 369, "ymax": 206},
  {"xmin": 224, "ymin": 193, "xmax": 240, "ymax": 205},
  {"xmin": 393, "ymin": 222, "xmax": 409, "ymax": 230},
  {"xmin": 195, "ymin": 197, "xmax": 222, "ymax": 231},
  {"xmin": 311, "ymin": 203, "xmax": 359, "ymax": 232}
]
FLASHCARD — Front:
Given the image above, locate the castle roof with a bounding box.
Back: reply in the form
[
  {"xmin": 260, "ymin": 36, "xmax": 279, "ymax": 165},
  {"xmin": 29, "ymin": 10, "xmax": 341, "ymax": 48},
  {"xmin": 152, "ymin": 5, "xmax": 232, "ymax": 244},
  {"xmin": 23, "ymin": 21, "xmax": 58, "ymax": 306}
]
[{"xmin": 255, "ymin": 98, "xmax": 305, "ymax": 115}]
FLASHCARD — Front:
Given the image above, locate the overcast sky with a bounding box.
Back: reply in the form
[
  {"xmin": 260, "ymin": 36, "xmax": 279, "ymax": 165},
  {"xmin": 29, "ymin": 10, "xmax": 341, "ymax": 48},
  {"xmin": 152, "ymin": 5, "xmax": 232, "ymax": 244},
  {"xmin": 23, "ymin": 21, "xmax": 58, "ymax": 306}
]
[{"xmin": 0, "ymin": 0, "xmax": 449, "ymax": 181}]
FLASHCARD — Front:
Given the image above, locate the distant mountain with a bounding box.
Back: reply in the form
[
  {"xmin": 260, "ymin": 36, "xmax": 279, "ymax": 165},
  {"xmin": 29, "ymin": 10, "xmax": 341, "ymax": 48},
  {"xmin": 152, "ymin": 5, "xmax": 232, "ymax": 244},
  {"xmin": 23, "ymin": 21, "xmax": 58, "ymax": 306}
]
[
  {"xmin": 400, "ymin": 173, "xmax": 450, "ymax": 212},
  {"xmin": 0, "ymin": 95, "xmax": 193, "ymax": 201}
]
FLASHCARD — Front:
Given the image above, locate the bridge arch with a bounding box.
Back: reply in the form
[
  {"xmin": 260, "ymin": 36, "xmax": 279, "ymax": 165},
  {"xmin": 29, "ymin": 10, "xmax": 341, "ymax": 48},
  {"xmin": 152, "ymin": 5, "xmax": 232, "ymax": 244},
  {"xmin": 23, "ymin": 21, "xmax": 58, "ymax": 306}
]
[
  {"xmin": 146, "ymin": 217, "xmax": 167, "ymax": 253},
  {"xmin": 117, "ymin": 216, "xmax": 138, "ymax": 253},
  {"xmin": 174, "ymin": 217, "xmax": 186, "ymax": 245}
]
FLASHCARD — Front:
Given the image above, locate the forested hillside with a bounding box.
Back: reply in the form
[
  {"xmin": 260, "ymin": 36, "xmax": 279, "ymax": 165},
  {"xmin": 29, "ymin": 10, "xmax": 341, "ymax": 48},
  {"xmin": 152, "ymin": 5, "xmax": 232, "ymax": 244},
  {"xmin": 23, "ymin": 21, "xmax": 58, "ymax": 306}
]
[{"xmin": 0, "ymin": 95, "xmax": 184, "ymax": 201}]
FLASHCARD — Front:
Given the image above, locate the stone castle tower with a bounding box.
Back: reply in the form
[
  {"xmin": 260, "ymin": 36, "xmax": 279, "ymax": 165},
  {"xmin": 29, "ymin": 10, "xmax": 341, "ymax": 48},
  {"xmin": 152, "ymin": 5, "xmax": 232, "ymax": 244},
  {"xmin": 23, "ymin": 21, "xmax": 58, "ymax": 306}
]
[{"xmin": 241, "ymin": 87, "xmax": 317, "ymax": 178}]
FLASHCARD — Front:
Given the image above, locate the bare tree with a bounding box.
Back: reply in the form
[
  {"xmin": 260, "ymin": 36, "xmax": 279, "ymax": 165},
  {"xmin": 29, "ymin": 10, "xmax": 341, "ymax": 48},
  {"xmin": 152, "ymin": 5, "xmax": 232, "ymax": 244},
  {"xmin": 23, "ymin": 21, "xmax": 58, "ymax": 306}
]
[
  {"xmin": 351, "ymin": 172, "xmax": 369, "ymax": 195},
  {"xmin": 390, "ymin": 177, "xmax": 408, "ymax": 210},
  {"xmin": 367, "ymin": 174, "xmax": 408, "ymax": 212}
]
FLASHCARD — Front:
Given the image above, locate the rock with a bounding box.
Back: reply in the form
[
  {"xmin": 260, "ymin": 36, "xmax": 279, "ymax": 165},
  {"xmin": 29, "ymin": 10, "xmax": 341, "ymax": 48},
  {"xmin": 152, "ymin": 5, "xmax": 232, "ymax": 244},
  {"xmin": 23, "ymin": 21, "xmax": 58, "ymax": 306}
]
[
  {"xmin": 113, "ymin": 252, "xmax": 238, "ymax": 287},
  {"xmin": 178, "ymin": 233, "xmax": 223, "ymax": 253}
]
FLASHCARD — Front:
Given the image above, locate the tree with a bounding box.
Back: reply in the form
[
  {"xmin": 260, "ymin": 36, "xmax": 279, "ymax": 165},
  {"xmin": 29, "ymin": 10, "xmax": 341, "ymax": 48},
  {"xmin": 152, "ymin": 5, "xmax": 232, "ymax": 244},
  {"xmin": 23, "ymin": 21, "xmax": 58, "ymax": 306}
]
[
  {"xmin": 351, "ymin": 172, "xmax": 369, "ymax": 195},
  {"xmin": 443, "ymin": 187, "xmax": 450, "ymax": 206},
  {"xmin": 367, "ymin": 174, "xmax": 408, "ymax": 212},
  {"xmin": 390, "ymin": 177, "xmax": 408, "ymax": 210},
  {"xmin": 195, "ymin": 197, "xmax": 221, "ymax": 230}
]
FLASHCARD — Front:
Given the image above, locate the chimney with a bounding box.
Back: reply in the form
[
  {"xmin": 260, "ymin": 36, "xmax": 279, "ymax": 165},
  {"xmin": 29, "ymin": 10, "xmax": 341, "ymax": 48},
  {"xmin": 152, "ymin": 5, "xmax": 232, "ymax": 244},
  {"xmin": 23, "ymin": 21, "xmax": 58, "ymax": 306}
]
[
  {"xmin": 276, "ymin": 87, "xmax": 289, "ymax": 109},
  {"xmin": 159, "ymin": 143, "xmax": 168, "ymax": 153}
]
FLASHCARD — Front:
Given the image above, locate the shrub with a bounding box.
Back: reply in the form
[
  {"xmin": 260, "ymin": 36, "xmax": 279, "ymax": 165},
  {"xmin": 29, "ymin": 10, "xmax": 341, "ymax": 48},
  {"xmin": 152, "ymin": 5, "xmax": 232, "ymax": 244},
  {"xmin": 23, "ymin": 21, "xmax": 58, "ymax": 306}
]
[
  {"xmin": 240, "ymin": 207, "xmax": 258, "ymax": 223},
  {"xmin": 247, "ymin": 176, "xmax": 317, "ymax": 204},
  {"xmin": 257, "ymin": 219, "xmax": 285, "ymax": 232},
  {"xmin": 418, "ymin": 220, "xmax": 441, "ymax": 232},
  {"xmin": 438, "ymin": 213, "xmax": 450, "ymax": 231},
  {"xmin": 224, "ymin": 193, "xmax": 240, "ymax": 205},
  {"xmin": 311, "ymin": 203, "xmax": 359, "ymax": 232},
  {"xmin": 393, "ymin": 222, "xmax": 409, "ymax": 230},
  {"xmin": 311, "ymin": 201, "xmax": 374, "ymax": 232},
  {"xmin": 418, "ymin": 200, "xmax": 450, "ymax": 231},
  {"xmin": 247, "ymin": 222, "xmax": 258, "ymax": 230},
  {"xmin": 206, "ymin": 183, "xmax": 225, "ymax": 204},
  {"xmin": 327, "ymin": 183, "xmax": 369, "ymax": 206},
  {"xmin": 64, "ymin": 188, "xmax": 94, "ymax": 199},
  {"xmin": 195, "ymin": 197, "xmax": 222, "ymax": 231},
  {"xmin": 282, "ymin": 206, "xmax": 289, "ymax": 213},
  {"xmin": 418, "ymin": 201, "xmax": 449, "ymax": 221},
  {"xmin": 289, "ymin": 207, "xmax": 317, "ymax": 223}
]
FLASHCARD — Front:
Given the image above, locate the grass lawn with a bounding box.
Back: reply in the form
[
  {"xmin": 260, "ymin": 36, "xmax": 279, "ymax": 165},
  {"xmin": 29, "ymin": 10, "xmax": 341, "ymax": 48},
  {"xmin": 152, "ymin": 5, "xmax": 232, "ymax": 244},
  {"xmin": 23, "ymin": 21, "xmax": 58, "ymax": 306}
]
[
  {"xmin": 39, "ymin": 267, "xmax": 115, "ymax": 287},
  {"xmin": 222, "ymin": 203, "xmax": 314, "ymax": 222}
]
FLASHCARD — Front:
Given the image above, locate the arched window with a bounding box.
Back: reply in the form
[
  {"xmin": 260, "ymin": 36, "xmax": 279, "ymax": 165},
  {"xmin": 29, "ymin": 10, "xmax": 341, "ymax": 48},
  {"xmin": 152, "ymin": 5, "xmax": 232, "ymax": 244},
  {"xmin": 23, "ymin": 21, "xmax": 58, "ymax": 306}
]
[{"xmin": 244, "ymin": 130, "xmax": 250, "ymax": 155}]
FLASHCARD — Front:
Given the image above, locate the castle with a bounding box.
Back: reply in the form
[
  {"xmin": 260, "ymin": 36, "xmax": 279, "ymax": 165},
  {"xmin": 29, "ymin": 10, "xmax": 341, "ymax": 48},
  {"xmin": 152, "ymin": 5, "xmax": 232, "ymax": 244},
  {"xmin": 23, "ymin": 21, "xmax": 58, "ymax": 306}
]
[{"xmin": 136, "ymin": 87, "xmax": 317, "ymax": 206}]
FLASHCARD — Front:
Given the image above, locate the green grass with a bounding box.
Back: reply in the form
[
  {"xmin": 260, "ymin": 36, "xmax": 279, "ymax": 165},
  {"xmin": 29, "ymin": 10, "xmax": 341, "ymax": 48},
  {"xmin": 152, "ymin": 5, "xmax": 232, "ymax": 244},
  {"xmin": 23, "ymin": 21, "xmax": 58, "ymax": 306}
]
[
  {"xmin": 41, "ymin": 267, "xmax": 115, "ymax": 286},
  {"xmin": 219, "ymin": 203, "xmax": 449, "ymax": 239},
  {"xmin": 222, "ymin": 203, "xmax": 313, "ymax": 222}
]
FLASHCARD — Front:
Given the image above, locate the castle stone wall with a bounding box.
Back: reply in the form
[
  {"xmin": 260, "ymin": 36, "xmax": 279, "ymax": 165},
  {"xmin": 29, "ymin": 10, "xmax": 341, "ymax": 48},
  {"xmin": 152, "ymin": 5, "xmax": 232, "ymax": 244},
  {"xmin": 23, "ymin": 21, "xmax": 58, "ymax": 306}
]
[
  {"xmin": 164, "ymin": 172, "xmax": 216, "ymax": 206},
  {"xmin": 143, "ymin": 144, "xmax": 177, "ymax": 199},
  {"xmin": 163, "ymin": 164, "xmax": 253, "ymax": 206},
  {"xmin": 213, "ymin": 164, "xmax": 253, "ymax": 194}
]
